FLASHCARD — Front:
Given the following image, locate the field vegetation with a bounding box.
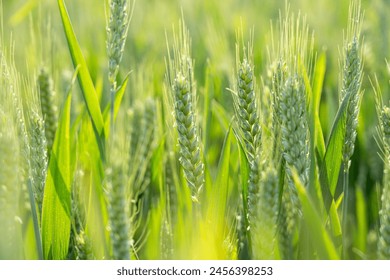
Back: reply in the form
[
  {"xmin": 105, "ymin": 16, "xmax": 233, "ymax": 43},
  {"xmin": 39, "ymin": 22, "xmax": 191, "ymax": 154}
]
[{"xmin": 0, "ymin": 0, "xmax": 389, "ymax": 260}]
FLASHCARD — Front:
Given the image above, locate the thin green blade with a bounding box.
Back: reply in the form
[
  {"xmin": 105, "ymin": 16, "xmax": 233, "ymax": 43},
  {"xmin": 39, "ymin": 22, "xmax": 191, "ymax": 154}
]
[
  {"xmin": 57, "ymin": 0, "xmax": 105, "ymax": 157},
  {"xmin": 212, "ymin": 126, "xmax": 233, "ymax": 228},
  {"xmin": 293, "ymin": 171, "xmax": 340, "ymax": 260},
  {"xmin": 319, "ymin": 87, "xmax": 354, "ymax": 210},
  {"xmin": 41, "ymin": 93, "xmax": 72, "ymax": 260}
]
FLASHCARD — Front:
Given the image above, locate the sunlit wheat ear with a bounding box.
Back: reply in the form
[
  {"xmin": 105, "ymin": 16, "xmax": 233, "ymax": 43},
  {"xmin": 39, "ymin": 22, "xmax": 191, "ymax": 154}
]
[
  {"xmin": 106, "ymin": 164, "xmax": 130, "ymax": 260},
  {"xmin": 37, "ymin": 68, "xmax": 57, "ymax": 154},
  {"xmin": 340, "ymin": 0, "xmax": 363, "ymax": 170},
  {"xmin": 106, "ymin": 0, "xmax": 133, "ymax": 87},
  {"xmin": 0, "ymin": 52, "xmax": 24, "ymax": 258},
  {"xmin": 252, "ymin": 166, "xmax": 279, "ymax": 259},
  {"xmin": 166, "ymin": 19, "xmax": 205, "ymax": 203},
  {"xmin": 29, "ymin": 112, "xmax": 48, "ymax": 217},
  {"xmin": 340, "ymin": 0, "xmax": 363, "ymax": 258},
  {"xmin": 129, "ymin": 98, "xmax": 157, "ymax": 193},
  {"xmin": 105, "ymin": 116, "xmax": 131, "ymax": 260},
  {"xmin": 280, "ymin": 75, "xmax": 310, "ymax": 221},
  {"xmin": 270, "ymin": 59, "xmax": 288, "ymax": 161},
  {"xmin": 232, "ymin": 42, "xmax": 262, "ymax": 226},
  {"xmin": 379, "ymin": 105, "xmax": 390, "ymax": 259},
  {"xmin": 68, "ymin": 171, "xmax": 94, "ymax": 260},
  {"xmin": 235, "ymin": 59, "xmax": 261, "ymax": 223},
  {"xmin": 267, "ymin": 8, "xmax": 313, "ymax": 238},
  {"xmin": 340, "ymin": 37, "xmax": 363, "ymax": 171},
  {"xmin": 0, "ymin": 112, "xmax": 23, "ymax": 259}
]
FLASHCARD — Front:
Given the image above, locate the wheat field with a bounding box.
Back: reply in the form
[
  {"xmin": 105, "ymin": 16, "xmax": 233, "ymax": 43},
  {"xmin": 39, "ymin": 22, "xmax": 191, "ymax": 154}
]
[{"xmin": 0, "ymin": 0, "xmax": 389, "ymax": 260}]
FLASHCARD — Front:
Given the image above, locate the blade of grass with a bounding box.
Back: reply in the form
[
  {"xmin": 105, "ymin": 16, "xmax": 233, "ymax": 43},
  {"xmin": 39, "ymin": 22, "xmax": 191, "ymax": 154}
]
[
  {"xmin": 354, "ymin": 186, "xmax": 367, "ymax": 254},
  {"xmin": 41, "ymin": 93, "xmax": 72, "ymax": 260},
  {"xmin": 319, "ymin": 86, "xmax": 354, "ymax": 211},
  {"xmin": 57, "ymin": 0, "xmax": 105, "ymax": 160},
  {"xmin": 9, "ymin": 0, "xmax": 39, "ymax": 26},
  {"xmin": 210, "ymin": 125, "xmax": 233, "ymax": 229},
  {"xmin": 235, "ymin": 130, "xmax": 252, "ymax": 259},
  {"xmin": 293, "ymin": 170, "xmax": 340, "ymax": 260},
  {"xmin": 312, "ymin": 52, "xmax": 327, "ymax": 159},
  {"xmin": 301, "ymin": 54, "xmax": 326, "ymax": 205}
]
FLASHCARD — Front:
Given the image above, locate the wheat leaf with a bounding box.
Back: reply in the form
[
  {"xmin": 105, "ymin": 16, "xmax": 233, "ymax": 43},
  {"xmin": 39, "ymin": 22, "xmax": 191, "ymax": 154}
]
[{"xmin": 41, "ymin": 93, "xmax": 72, "ymax": 260}]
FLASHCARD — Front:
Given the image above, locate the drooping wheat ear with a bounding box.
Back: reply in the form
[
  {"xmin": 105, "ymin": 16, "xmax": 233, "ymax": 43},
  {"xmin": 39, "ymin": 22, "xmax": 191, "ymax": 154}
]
[
  {"xmin": 253, "ymin": 166, "xmax": 279, "ymax": 259},
  {"xmin": 232, "ymin": 35, "xmax": 262, "ymax": 227},
  {"xmin": 379, "ymin": 105, "xmax": 390, "ymax": 259},
  {"xmin": 37, "ymin": 68, "xmax": 57, "ymax": 154},
  {"xmin": 29, "ymin": 112, "xmax": 48, "ymax": 218},
  {"xmin": 280, "ymin": 75, "xmax": 310, "ymax": 219},
  {"xmin": 166, "ymin": 20, "xmax": 205, "ymax": 203}
]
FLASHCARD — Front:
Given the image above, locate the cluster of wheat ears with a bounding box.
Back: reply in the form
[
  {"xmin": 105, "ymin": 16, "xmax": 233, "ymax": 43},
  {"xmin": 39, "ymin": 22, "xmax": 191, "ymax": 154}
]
[{"xmin": 0, "ymin": 0, "xmax": 389, "ymax": 260}]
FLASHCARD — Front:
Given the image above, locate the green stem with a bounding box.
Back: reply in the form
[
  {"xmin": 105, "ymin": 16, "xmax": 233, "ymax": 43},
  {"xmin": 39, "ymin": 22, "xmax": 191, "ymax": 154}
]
[{"xmin": 342, "ymin": 165, "xmax": 349, "ymax": 259}]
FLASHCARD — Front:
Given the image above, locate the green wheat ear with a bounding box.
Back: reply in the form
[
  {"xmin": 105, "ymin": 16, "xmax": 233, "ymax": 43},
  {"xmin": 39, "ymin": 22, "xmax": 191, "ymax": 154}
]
[
  {"xmin": 107, "ymin": 0, "xmax": 133, "ymax": 87},
  {"xmin": 0, "ymin": 112, "xmax": 23, "ymax": 259},
  {"xmin": 37, "ymin": 68, "xmax": 58, "ymax": 154},
  {"xmin": 379, "ymin": 105, "xmax": 390, "ymax": 259},
  {"xmin": 279, "ymin": 75, "xmax": 310, "ymax": 235},
  {"xmin": 29, "ymin": 112, "xmax": 48, "ymax": 217},
  {"xmin": 341, "ymin": 37, "xmax": 363, "ymax": 171},
  {"xmin": 340, "ymin": 0, "xmax": 363, "ymax": 258},
  {"xmin": 233, "ymin": 44, "xmax": 262, "ymax": 228},
  {"xmin": 106, "ymin": 163, "xmax": 131, "ymax": 260},
  {"xmin": 68, "ymin": 171, "xmax": 94, "ymax": 260},
  {"xmin": 265, "ymin": 8, "xmax": 314, "ymax": 258},
  {"xmin": 166, "ymin": 19, "xmax": 205, "ymax": 204},
  {"xmin": 252, "ymin": 166, "xmax": 279, "ymax": 259},
  {"xmin": 0, "ymin": 51, "xmax": 24, "ymax": 259}
]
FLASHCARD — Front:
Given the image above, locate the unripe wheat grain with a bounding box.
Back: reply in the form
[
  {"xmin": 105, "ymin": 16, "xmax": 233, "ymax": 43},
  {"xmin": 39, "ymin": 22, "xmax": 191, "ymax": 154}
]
[{"xmin": 37, "ymin": 68, "xmax": 57, "ymax": 154}]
